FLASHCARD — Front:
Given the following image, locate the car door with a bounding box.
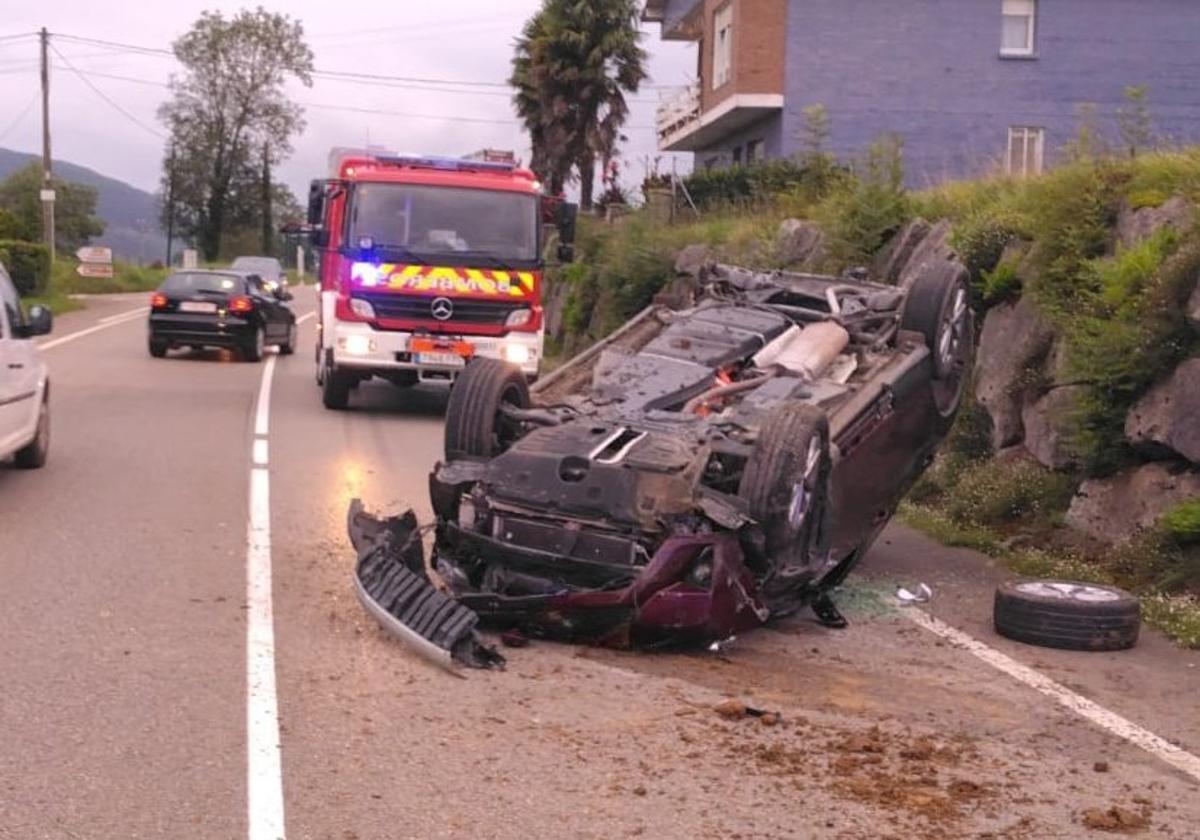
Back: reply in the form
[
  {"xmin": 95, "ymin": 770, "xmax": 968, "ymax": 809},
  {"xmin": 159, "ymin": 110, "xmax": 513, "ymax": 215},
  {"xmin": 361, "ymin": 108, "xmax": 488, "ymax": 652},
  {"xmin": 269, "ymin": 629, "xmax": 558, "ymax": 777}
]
[
  {"xmin": 245, "ymin": 276, "xmax": 281, "ymax": 340},
  {"xmin": 0, "ymin": 271, "xmax": 39, "ymax": 455}
]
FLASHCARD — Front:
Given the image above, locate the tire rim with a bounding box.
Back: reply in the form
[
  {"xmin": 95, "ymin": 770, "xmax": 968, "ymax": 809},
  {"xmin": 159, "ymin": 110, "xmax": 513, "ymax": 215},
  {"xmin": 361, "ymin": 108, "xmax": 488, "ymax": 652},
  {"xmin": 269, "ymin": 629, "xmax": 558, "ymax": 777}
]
[
  {"xmin": 787, "ymin": 436, "xmax": 823, "ymax": 529},
  {"xmin": 1015, "ymin": 581, "xmax": 1121, "ymax": 603},
  {"xmin": 938, "ymin": 287, "xmax": 968, "ymax": 372}
]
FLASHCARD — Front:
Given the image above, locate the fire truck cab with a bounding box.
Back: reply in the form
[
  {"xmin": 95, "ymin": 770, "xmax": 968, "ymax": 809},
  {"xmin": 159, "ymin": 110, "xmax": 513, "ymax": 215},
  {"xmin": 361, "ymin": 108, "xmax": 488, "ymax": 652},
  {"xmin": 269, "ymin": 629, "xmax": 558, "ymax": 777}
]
[{"xmin": 307, "ymin": 150, "xmax": 576, "ymax": 410}]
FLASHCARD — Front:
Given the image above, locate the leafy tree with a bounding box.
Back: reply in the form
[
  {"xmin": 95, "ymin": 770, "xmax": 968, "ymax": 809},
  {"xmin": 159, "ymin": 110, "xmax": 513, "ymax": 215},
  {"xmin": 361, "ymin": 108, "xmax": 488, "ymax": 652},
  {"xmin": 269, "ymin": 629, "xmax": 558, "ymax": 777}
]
[
  {"xmin": 511, "ymin": 0, "xmax": 647, "ymax": 209},
  {"xmin": 0, "ymin": 162, "xmax": 104, "ymax": 252},
  {"xmin": 159, "ymin": 9, "xmax": 313, "ymax": 261}
]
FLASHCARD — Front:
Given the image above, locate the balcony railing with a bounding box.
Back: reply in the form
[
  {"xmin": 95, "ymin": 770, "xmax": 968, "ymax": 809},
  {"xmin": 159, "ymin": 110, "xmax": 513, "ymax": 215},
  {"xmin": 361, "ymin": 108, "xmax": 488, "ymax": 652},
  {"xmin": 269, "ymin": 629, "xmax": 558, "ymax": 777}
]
[{"xmin": 656, "ymin": 83, "xmax": 701, "ymax": 149}]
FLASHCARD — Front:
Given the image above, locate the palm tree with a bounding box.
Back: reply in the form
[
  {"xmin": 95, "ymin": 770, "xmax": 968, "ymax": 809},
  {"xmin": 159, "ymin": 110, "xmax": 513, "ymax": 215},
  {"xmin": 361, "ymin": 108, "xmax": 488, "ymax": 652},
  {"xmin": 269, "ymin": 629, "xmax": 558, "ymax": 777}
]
[{"xmin": 510, "ymin": 0, "xmax": 647, "ymax": 209}]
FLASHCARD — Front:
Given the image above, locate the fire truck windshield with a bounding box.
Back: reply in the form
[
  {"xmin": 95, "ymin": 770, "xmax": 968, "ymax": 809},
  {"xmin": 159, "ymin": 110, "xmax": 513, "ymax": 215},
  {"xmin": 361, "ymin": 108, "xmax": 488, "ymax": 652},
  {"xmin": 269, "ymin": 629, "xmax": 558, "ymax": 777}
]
[{"xmin": 348, "ymin": 183, "xmax": 539, "ymax": 263}]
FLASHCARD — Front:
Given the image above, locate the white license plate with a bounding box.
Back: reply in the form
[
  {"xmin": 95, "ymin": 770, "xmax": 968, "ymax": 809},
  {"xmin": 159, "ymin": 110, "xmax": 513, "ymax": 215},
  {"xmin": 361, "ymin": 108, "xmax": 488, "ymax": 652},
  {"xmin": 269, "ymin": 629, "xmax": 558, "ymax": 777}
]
[
  {"xmin": 179, "ymin": 301, "xmax": 218, "ymax": 313},
  {"xmin": 417, "ymin": 352, "xmax": 466, "ymax": 368}
]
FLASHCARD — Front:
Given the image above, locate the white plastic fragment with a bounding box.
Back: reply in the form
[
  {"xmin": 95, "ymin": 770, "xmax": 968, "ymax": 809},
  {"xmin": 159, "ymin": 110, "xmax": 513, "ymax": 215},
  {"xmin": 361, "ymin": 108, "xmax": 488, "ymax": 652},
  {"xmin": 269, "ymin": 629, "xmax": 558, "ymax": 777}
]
[{"xmin": 896, "ymin": 583, "xmax": 933, "ymax": 604}]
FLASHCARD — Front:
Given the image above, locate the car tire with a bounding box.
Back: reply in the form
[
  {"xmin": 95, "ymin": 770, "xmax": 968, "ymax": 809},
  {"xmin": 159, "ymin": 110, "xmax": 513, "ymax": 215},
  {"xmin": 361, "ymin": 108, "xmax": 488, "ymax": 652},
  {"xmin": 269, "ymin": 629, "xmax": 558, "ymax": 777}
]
[
  {"xmin": 738, "ymin": 403, "xmax": 832, "ymax": 574},
  {"xmin": 149, "ymin": 337, "xmax": 169, "ymax": 358},
  {"xmin": 322, "ymin": 362, "xmax": 352, "ymax": 410},
  {"xmin": 901, "ymin": 265, "xmax": 973, "ymax": 417},
  {"xmin": 14, "ymin": 394, "xmax": 50, "ymax": 470},
  {"xmin": 244, "ymin": 326, "xmax": 266, "ymax": 363},
  {"xmin": 994, "ymin": 580, "xmax": 1140, "ymax": 651},
  {"xmin": 444, "ymin": 359, "xmax": 531, "ymax": 459},
  {"xmin": 279, "ymin": 323, "xmax": 298, "ymax": 355}
]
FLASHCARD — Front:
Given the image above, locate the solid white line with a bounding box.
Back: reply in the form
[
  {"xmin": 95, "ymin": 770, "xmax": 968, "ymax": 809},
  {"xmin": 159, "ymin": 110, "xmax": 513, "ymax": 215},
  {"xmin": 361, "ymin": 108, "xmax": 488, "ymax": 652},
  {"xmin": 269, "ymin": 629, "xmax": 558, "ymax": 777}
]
[
  {"xmin": 254, "ymin": 355, "xmax": 278, "ymax": 437},
  {"xmin": 38, "ymin": 309, "xmax": 145, "ymax": 350},
  {"xmin": 99, "ymin": 306, "xmax": 149, "ymax": 324},
  {"xmin": 247, "ymin": 353, "xmax": 286, "ymax": 840},
  {"xmin": 903, "ymin": 608, "xmax": 1200, "ymax": 783},
  {"xmin": 252, "ymin": 438, "xmax": 269, "ymax": 467},
  {"xmin": 295, "ymin": 311, "xmax": 316, "ymax": 325}
]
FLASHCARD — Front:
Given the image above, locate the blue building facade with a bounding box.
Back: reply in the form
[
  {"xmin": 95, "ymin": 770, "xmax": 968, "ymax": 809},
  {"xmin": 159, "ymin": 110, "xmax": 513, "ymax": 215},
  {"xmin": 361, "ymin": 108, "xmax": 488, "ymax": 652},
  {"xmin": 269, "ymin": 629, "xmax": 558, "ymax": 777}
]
[{"xmin": 645, "ymin": 0, "xmax": 1200, "ymax": 185}]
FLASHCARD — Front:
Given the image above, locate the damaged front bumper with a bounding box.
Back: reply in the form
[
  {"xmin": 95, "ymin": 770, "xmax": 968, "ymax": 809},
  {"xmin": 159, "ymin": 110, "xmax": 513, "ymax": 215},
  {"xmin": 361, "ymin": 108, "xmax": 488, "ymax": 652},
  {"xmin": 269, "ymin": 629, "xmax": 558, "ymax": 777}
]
[{"xmin": 350, "ymin": 500, "xmax": 769, "ymax": 670}]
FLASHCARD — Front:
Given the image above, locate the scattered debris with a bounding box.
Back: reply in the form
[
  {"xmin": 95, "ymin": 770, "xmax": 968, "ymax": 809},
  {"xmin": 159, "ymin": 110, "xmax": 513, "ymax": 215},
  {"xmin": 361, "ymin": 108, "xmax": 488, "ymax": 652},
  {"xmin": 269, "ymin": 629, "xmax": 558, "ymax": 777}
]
[
  {"xmin": 896, "ymin": 583, "xmax": 934, "ymax": 604},
  {"xmin": 1080, "ymin": 805, "xmax": 1150, "ymax": 832},
  {"xmin": 1093, "ymin": 760, "xmax": 1110, "ymax": 773}
]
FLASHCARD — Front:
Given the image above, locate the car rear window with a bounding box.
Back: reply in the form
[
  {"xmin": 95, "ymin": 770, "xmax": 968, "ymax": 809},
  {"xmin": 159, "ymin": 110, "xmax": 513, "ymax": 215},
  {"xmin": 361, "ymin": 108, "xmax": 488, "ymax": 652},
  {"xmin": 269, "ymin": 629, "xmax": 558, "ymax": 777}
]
[{"xmin": 161, "ymin": 273, "xmax": 244, "ymax": 295}]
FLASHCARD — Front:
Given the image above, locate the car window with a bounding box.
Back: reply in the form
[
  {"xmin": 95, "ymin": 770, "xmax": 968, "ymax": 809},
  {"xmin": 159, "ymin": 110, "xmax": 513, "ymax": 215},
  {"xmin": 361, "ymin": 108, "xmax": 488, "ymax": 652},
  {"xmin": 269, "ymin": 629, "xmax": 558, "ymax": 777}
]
[
  {"xmin": 0, "ymin": 270, "xmax": 22, "ymax": 338},
  {"xmin": 161, "ymin": 272, "xmax": 245, "ymax": 295}
]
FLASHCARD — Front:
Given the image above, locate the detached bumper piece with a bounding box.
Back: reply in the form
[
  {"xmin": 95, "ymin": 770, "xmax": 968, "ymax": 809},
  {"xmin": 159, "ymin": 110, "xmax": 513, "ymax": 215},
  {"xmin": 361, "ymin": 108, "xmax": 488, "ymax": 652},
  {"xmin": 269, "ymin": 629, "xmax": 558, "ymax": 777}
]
[{"xmin": 348, "ymin": 501, "xmax": 504, "ymax": 671}]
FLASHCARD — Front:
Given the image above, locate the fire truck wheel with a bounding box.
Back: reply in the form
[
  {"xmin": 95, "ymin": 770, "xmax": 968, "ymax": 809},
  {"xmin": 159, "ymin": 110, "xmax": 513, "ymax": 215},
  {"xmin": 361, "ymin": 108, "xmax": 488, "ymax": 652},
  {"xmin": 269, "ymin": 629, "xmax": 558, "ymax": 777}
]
[{"xmin": 322, "ymin": 363, "xmax": 352, "ymax": 410}]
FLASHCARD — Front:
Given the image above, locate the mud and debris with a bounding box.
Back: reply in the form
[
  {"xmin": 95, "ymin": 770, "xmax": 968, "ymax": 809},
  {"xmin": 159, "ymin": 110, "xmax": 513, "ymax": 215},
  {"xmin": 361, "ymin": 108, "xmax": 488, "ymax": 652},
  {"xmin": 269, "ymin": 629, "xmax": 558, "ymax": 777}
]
[{"xmin": 1080, "ymin": 804, "xmax": 1151, "ymax": 832}]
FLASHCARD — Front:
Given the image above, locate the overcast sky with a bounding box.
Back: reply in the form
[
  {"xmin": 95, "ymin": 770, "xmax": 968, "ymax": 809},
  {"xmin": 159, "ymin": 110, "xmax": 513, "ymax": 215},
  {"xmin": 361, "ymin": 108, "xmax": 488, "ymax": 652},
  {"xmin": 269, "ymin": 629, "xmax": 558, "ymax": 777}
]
[{"xmin": 0, "ymin": 2, "xmax": 696, "ymax": 199}]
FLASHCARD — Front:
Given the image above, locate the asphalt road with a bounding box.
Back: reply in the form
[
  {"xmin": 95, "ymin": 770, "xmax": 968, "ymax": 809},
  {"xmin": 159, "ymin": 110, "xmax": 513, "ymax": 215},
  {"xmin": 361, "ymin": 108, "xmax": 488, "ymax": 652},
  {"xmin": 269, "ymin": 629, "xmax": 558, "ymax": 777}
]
[{"xmin": 2, "ymin": 293, "xmax": 1199, "ymax": 839}]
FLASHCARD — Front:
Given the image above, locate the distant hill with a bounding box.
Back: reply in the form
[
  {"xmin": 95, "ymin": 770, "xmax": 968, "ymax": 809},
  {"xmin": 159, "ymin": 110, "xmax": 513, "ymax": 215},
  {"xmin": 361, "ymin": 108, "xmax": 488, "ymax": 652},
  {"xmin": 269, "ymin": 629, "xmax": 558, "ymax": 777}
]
[{"xmin": 0, "ymin": 148, "xmax": 169, "ymax": 264}]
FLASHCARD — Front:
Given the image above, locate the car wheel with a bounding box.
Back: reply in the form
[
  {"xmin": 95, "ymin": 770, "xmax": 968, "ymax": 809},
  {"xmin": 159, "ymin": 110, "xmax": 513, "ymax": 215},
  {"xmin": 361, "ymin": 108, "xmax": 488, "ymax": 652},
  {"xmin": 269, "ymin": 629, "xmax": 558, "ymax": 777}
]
[
  {"xmin": 444, "ymin": 359, "xmax": 531, "ymax": 459},
  {"xmin": 994, "ymin": 580, "xmax": 1140, "ymax": 651},
  {"xmin": 149, "ymin": 337, "xmax": 169, "ymax": 358},
  {"xmin": 901, "ymin": 265, "xmax": 973, "ymax": 417},
  {"xmin": 15, "ymin": 394, "xmax": 50, "ymax": 469},
  {"xmin": 738, "ymin": 403, "xmax": 832, "ymax": 575},
  {"xmin": 244, "ymin": 326, "xmax": 266, "ymax": 363},
  {"xmin": 279, "ymin": 323, "xmax": 298, "ymax": 355},
  {"xmin": 322, "ymin": 361, "xmax": 352, "ymax": 410}
]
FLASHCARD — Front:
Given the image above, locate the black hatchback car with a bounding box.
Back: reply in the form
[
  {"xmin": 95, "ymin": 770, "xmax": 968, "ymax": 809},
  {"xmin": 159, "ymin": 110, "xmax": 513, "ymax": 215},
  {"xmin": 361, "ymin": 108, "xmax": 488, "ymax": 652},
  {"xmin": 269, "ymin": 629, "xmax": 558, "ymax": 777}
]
[{"xmin": 148, "ymin": 270, "xmax": 297, "ymax": 362}]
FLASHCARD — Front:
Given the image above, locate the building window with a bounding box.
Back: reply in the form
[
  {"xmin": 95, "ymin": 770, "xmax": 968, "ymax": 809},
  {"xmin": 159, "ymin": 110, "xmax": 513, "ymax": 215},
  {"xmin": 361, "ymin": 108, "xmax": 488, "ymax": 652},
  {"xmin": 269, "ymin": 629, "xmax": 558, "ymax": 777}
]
[
  {"xmin": 747, "ymin": 139, "xmax": 766, "ymax": 163},
  {"xmin": 1007, "ymin": 127, "xmax": 1044, "ymax": 176},
  {"xmin": 713, "ymin": 4, "xmax": 733, "ymax": 89},
  {"xmin": 731, "ymin": 145, "xmax": 743, "ymax": 166},
  {"xmin": 1001, "ymin": 0, "xmax": 1036, "ymax": 56}
]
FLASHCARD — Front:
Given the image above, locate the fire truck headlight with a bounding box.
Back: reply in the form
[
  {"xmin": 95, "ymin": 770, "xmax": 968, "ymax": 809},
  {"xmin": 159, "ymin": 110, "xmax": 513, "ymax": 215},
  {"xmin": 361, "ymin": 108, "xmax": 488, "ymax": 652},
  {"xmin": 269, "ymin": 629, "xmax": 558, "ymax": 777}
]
[
  {"xmin": 339, "ymin": 335, "xmax": 376, "ymax": 356},
  {"xmin": 502, "ymin": 343, "xmax": 531, "ymax": 365},
  {"xmin": 351, "ymin": 262, "xmax": 383, "ymax": 287},
  {"xmin": 349, "ymin": 298, "xmax": 376, "ymax": 320},
  {"xmin": 505, "ymin": 308, "xmax": 533, "ymax": 328}
]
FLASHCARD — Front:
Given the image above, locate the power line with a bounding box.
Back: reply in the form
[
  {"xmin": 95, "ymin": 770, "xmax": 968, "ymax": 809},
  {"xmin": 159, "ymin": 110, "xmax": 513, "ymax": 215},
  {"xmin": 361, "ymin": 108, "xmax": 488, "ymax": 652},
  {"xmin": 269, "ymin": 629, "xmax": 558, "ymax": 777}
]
[
  {"xmin": 0, "ymin": 32, "xmax": 36, "ymax": 44},
  {"xmin": 0, "ymin": 91, "xmax": 38, "ymax": 142},
  {"xmin": 49, "ymin": 42, "xmax": 166, "ymax": 140}
]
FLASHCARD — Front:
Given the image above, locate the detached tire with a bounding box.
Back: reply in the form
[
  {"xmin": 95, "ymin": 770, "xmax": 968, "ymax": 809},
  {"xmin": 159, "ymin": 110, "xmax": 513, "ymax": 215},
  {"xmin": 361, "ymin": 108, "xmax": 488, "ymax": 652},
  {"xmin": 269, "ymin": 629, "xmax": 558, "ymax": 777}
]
[
  {"xmin": 994, "ymin": 580, "xmax": 1140, "ymax": 651},
  {"xmin": 444, "ymin": 359, "xmax": 531, "ymax": 459},
  {"xmin": 901, "ymin": 265, "xmax": 973, "ymax": 417},
  {"xmin": 738, "ymin": 403, "xmax": 831, "ymax": 572}
]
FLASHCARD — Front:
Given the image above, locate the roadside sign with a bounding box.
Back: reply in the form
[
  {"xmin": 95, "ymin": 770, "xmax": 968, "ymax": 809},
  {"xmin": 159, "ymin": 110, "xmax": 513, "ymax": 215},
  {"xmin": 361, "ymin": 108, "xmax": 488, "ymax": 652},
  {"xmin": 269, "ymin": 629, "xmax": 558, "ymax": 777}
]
[
  {"xmin": 39, "ymin": 189, "xmax": 56, "ymax": 202},
  {"xmin": 76, "ymin": 246, "xmax": 113, "ymax": 264},
  {"xmin": 76, "ymin": 263, "xmax": 115, "ymax": 279},
  {"xmin": 182, "ymin": 249, "xmax": 199, "ymax": 269}
]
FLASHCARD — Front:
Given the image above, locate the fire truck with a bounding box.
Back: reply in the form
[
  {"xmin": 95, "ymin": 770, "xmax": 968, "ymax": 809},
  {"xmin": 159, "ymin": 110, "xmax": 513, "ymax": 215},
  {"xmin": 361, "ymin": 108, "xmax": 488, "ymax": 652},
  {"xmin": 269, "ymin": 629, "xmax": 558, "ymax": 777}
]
[{"xmin": 306, "ymin": 149, "xmax": 576, "ymax": 410}]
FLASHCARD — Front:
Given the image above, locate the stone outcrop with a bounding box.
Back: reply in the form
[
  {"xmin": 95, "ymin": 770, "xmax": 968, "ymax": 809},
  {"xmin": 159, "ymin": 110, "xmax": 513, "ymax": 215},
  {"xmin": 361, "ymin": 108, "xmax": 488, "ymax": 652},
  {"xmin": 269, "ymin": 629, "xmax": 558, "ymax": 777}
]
[
  {"xmin": 1115, "ymin": 196, "xmax": 1194, "ymax": 249},
  {"xmin": 1065, "ymin": 462, "xmax": 1200, "ymax": 543},
  {"xmin": 674, "ymin": 243, "xmax": 713, "ymax": 277},
  {"xmin": 873, "ymin": 218, "xmax": 931, "ymax": 285},
  {"xmin": 1022, "ymin": 385, "xmax": 1084, "ymax": 470},
  {"xmin": 974, "ymin": 296, "xmax": 1055, "ymax": 450},
  {"xmin": 1125, "ymin": 358, "xmax": 1200, "ymax": 464},
  {"xmin": 775, "ymin": 219, "xmax": 826, "ymax": 268}
]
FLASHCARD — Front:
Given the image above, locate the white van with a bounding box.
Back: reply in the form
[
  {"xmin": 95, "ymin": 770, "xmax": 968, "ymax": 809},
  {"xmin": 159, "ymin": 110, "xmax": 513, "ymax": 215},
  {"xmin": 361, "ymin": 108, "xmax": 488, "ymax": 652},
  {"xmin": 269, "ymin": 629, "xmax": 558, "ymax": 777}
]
[{"xmin": 0, "ymin": 261, "xmax": 53, "ymax": 468}]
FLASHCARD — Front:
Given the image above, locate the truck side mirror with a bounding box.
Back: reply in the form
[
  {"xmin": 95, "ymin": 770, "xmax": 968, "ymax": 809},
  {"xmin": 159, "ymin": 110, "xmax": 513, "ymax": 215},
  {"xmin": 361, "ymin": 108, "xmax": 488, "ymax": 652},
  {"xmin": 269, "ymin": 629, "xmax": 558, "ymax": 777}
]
[{"xmin": 556, "ymin": 201, "xmax": 578, "ymax": 246}]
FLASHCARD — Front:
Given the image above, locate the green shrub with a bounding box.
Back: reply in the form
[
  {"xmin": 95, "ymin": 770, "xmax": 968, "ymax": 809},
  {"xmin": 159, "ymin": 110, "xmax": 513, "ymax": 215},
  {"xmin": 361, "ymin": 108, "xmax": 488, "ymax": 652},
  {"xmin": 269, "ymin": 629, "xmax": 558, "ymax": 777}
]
[
  {"xmin": 951, "ymin": 205, "xmax": 1031, "ymax": 283},
  {"xmin": 814, "ymin": 134, "xmax": 910, "ymax": 268},
  {"xmin": 1096, "ymin": 227, "xmax": 1177, "ymax": 312},
  {"xmin": 1162, "ymin": 500, "xmax": 1200, "ymax": 546},
  {"xmin": 0, "ymin": 208, "xmax": 31, "ymax": 240},
  {"xmin": 682, "ymin": 159, "xmax": 836, "ymax": 211},
  {"xmin": 943, "ymin": 458, "xmax": 1076, "ymax": 527},
  {"xmin": 979, "ymin": 260, "xmax": 1021, "ymax": 304},
  {"xmin": 0, "ymin": 240, "xmax": 51, "ymax": 295}
]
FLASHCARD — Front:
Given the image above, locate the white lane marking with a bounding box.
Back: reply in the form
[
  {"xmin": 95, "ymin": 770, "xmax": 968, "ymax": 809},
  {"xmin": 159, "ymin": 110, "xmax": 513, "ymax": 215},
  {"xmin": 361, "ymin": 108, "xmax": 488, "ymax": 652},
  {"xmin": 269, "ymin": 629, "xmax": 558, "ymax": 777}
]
[
  {"xmin": 254, "ymin": 353, "xmax": 278, "ymax": 437},
  {"xmin": 38, "ymin": 309, "xmax": 145, "ymax": 350},
  {"xmin": 296, "ymin": 311, "xmax": 315, "ymax": 325},
  {"xmin": 903, "ymin": 608, "xmax": 1200, "ymax": 783},
  {"xmin": 99, "ymin": 306, "xmax": 149, "ymax": 324},
  {"xmin": 252, "ymin": 438, "xmax": 269, "ymax": 467},
  {"xmin": 247, "ymin": 354, "xmax": 286, "ymax": 840}
]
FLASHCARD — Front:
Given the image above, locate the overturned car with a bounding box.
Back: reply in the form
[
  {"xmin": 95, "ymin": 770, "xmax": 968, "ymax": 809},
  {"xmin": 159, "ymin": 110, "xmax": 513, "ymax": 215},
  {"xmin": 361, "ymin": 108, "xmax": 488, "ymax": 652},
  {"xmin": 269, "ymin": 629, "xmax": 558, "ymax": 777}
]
[{"xmin": 351, "ymin": 263, "xmax": 973, "ymax": 668}]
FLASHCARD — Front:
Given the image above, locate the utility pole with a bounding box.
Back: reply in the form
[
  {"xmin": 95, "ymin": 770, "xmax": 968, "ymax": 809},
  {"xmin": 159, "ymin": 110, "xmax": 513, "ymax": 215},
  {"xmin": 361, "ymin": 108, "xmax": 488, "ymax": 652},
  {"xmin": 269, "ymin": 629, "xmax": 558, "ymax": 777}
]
[
  {"xmin": 260, "ymin": 142, "xmax": 272, "ymax": 256},
  {"xmin": 165, "ymin": 143, "xmax": 177, "ymax": 267},
  {"xmin": 39, "ymin": 27, "xmax": 55, "ymax": 262}
]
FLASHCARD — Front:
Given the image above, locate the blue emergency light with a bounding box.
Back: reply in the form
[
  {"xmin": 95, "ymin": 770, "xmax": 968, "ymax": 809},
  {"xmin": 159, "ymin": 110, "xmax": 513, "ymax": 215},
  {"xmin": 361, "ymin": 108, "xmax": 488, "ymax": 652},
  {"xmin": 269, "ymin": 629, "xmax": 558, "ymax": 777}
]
[{"xmin": 375, "ymin": 155, "xmax": 516, "ymax": 174}]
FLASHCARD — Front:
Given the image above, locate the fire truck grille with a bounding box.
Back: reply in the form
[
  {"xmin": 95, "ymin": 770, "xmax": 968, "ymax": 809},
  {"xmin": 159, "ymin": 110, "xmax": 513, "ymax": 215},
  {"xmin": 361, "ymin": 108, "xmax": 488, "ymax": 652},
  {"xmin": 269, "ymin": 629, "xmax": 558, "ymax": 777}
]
[{"xmin": 356, "ymin": 293, "xmax": 524, "ymax": 326}]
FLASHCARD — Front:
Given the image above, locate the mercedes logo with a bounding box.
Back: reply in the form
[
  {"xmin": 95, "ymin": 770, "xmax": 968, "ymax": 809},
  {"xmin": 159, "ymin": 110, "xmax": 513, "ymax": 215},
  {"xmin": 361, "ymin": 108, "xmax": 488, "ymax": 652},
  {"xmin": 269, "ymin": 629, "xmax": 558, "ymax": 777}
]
[{"xmin": 430, "ymin": 297, "xmax": 454, "ymax": 321}]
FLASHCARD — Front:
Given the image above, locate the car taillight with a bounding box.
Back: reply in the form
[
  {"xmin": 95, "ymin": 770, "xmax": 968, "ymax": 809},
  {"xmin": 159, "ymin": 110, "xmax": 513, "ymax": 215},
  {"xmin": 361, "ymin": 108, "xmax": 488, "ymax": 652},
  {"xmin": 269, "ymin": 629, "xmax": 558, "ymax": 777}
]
[
  {"xmin": 229, "ymin": 296, "xmax": 254, "ymax": 314},
  {"xmin": 151, "ymin": 293, "xmax": 169, "ymax": 309}
]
